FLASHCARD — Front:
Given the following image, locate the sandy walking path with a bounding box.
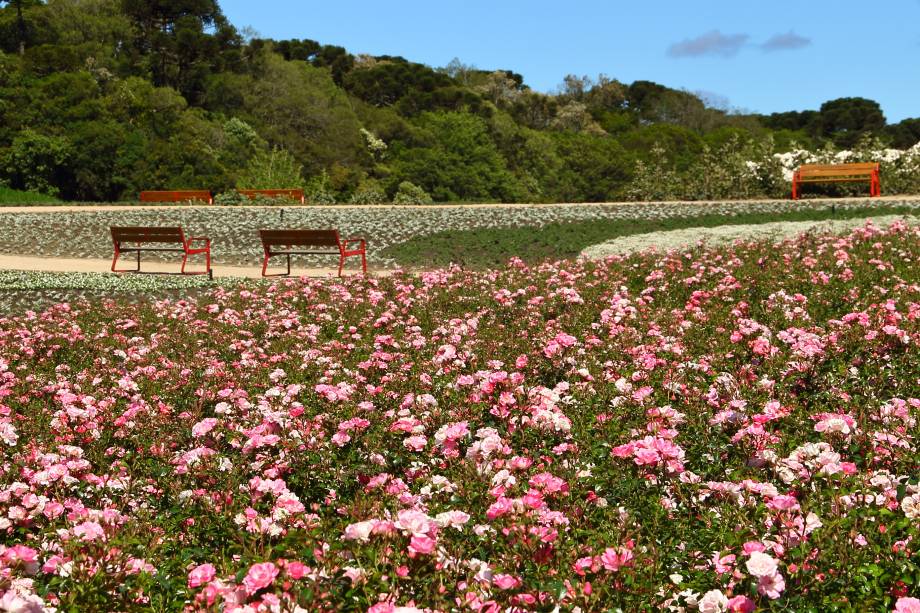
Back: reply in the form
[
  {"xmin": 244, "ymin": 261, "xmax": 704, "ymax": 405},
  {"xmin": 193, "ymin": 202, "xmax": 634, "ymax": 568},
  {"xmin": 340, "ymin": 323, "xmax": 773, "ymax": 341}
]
[
  {"xmin": 581, "ymin": 214, "xmax": 919, "ymax": 259},
  {"xmin": 0, "ymin": 254, "xmax": 384, "ymax": 279}
]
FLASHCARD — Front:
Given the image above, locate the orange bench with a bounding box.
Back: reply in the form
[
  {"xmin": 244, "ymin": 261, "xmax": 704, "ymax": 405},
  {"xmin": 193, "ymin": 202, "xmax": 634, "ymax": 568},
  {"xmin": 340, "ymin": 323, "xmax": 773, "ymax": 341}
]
[
  {"xmin": 792, "ymin": 163, "xmax": 880, "ymax": 200},
  {"xmin": 259, "ymin": 229, "xmax": 366, "ymax": 277},
  {"xmin": 111, "ymin": 226, "xmax": 212, "ymax": 278},
  {"xmin": 139, "ymin": 190, "xmax": 213, "ymax": 204},
  {"xmin": 238, "ymin": 189, "xmax": 305, "ymax": 204}
]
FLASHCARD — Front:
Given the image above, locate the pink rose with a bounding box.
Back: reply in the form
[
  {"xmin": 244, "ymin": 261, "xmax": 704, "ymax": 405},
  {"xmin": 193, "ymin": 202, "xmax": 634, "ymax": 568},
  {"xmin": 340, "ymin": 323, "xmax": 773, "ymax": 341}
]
[
  {"xmin": 242, "ymin": 562, "xmax": 279, "ymax": 594},
  {"xmin": 408, "ymin": 534, "xmax": 436, "ymax": 556},
  {"xmin": 285, "ymin": 561, "xmax": 309, "ymax": 580},
  {"xmin": 746, "ymin": 551, "xmax": 778, "ymax": 578},
  {"xmin": 757, "ymin": 571, "xmax": 785, "ymax": 599},
  {"xmin": 72, "ymin": 520, "xmax": 105, "ymax": 542},
  {"xmin": 896, "ymin": 598, "xmax": 920, "ymax": 613},
  {"xmin": 188, "ymin": 563, "xmax": 216, "ymax": 589},
  {"xmin": 492, "ymin": 574, "xmax": 521, "ymax": 589},
  {"xmin": 403, "ymin": 435, "xmax": 427, "ymax": 452},
  {"xmin": 344, "ymin": 520, "xmax": 376, "ymax": 542},
  {"xmin": 726, "ymin": 595, "xmax": 755, "ymax": 612}
]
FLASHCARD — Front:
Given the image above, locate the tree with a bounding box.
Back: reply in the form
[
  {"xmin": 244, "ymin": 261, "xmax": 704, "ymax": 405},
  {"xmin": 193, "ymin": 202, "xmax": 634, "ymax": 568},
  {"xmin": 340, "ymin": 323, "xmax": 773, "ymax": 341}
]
[
  {"xmin": 237, "ymin": 146, "xmax": 303, "ymax": 189},
  {"xmin": 0, "ymin": 128, "xmax": 71, "ymax": 196},
  {"xmin": 0, "ymin": 0, "xmax": 44, "ymax": 54},
  {"xmin": 389, "ymin": 111, "xmax": 526, "ymax": 202},
  {"xmin": 817, "ymin": 97, "xmax": 886, "ymax": 148},
  {"xmin": 884, "ymin": 117, "xmax": 920, "ymax": 149},
  {"xmin": 120, "ymin": 0, "xmax": 240, "ymax": 103}
]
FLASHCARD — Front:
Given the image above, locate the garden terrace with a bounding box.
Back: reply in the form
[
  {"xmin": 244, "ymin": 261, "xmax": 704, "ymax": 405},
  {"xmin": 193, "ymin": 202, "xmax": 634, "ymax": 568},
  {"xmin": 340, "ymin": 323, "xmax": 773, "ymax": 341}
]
[{"xmin": 0, "ymin": 197, "xmax": 918, "ymax": 271}]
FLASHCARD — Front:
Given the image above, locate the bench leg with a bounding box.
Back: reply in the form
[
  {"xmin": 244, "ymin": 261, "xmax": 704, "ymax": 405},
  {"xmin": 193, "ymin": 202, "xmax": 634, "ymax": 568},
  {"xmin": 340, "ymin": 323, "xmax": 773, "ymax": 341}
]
[
  {"xmin": 361, "ymin": 251, "xmax": 367, "ymax": 275},
  {"xmin": 261, "ymin": 252, "xmax": 292, "ymax": 277},
  {"xmin": 181, "ymin": 252, "xmax": 188, "ymax": 275},
  {"xmin": 791, "ymin": 179, "xmax": 798, "ymax": 200},
  {"xmin": 111, "ymin": 247, "xmax": 143, "ymax": 273},
  {"xmin": 338, "ymin": 254, "xmax": 344, "ymax": 278}
]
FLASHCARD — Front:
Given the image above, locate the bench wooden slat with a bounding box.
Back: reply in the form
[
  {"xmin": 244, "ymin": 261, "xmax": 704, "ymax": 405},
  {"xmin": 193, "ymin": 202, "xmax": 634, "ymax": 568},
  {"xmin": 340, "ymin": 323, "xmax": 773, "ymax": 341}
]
[
  {"xmin": 799, "ymin": 162, "xmax": 877, "ymax": 170},
  {"xmin": 112, "ymin": 226, "xmax": 185, "ymax": 243}
]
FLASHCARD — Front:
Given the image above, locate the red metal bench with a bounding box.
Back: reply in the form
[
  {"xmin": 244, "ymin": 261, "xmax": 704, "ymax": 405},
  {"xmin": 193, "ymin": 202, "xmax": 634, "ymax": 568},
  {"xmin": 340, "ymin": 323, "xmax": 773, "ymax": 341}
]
[
  {"xmin": 111, "ymin": 226, "xmax": 212, "ymax": 278},
  {"xmin": 259, "ymin": 229, "xmax": 366, "ymax": 277},
  {"xmin": 238, "ymin": 189, "xmax": 305, "ymax": 204},
  {"xmin": 792, "ymin": 163, "xmax": 880, "ymax": 200},
  {"xmin": 139, "ymin": 190, "xmax": 213, "ymax": 204}
]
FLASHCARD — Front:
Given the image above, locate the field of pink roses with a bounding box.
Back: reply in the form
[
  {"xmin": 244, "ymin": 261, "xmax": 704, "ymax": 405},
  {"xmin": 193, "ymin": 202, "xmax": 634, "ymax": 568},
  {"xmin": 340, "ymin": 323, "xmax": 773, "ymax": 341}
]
[{"xmin": 1, "ymin": 220, "xmax": 919, "ymax": 612}]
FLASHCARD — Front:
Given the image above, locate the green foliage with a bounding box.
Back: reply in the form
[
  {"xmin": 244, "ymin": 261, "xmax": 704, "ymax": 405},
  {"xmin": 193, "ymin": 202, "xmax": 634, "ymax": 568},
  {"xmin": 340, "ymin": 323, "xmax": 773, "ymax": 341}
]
[
  {"xmin": 0, "ymin": 128, "xmax": 71, "ymax": 196},
  {"xmin": 237, "ymin": 146, "xmax": 303, "ymax": 190},
  {"xmin": 305, "ymin": 169, "xmax": 336, "ymax": 205},
  {"xmin": 389, "ymin": 111, "xmax": 525, "ymax": 202},
  {"xmin": 392, "ymin": 180, "xmax": 432, "ymax": 205},
  {"xmin": 212, "ymin": 189, "xmax": 247, "ymax": 206},
  {"xmin": 348, "ymin": 179, "xmax": 387, "ymax": 205}
]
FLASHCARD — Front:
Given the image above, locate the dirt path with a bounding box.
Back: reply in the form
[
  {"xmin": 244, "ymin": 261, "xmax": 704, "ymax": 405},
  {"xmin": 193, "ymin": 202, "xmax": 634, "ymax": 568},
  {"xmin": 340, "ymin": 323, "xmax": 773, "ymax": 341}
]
[
  {"xmin": 0, "ymin": 255, "xmax": 384, "ymax": 279},
  {"xmin": 581, "ymin": 215, "xmax": 919, "ymax": 259}
]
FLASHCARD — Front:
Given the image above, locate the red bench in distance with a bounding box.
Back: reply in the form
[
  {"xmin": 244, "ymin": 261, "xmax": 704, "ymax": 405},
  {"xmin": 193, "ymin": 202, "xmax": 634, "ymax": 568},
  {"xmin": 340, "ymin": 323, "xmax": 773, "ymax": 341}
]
[
  {"xmin": 259, "ymin": 229, "xmax": 366, "ymax": 277},
  {"xmin": 111, "ymin": 226, "xmax": 212, "ymax": 278},
  {"xmin": 238, "ymin": 189, "xmax": 305, "ymax": 204},
  {"xmin": 791, "ymin": 163, "xmax": 880, "ymax": 200},
  {"xmin": 139, "ymin": 190, "xmax": 213, "ymax": 204}
]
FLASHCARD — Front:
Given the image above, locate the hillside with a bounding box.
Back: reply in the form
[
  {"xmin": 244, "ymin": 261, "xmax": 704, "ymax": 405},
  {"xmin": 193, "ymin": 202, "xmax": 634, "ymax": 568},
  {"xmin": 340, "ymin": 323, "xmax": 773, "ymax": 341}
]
[{"xmin": 1, "ymin": 0, "xmax": 919, "ymax": 203}]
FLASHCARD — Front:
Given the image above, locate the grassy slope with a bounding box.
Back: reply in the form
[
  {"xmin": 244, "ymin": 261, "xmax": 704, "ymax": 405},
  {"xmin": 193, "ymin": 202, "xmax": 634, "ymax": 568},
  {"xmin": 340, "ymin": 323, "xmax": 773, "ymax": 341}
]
[
  {"xmin": 382, "ymin": 204, "xmax": 919, "ymax": 269},
  {"xmin": 0, "ymin": 187, "xmax": 61, "ymax": 204}
]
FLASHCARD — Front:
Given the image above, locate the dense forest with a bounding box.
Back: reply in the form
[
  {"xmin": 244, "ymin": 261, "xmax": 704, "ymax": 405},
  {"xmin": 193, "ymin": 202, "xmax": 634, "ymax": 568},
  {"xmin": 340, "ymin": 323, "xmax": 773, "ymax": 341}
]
[{"xmin": 1, "ymin": 0, "xmax": 919, "ymax": 203}]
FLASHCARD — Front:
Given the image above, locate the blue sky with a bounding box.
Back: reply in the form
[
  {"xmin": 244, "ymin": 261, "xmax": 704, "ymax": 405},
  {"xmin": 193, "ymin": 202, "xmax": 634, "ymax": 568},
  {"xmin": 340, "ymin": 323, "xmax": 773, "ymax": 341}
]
[{"xmin": 219, "ymin": 0, "xmax": 920, "ymax": 122}]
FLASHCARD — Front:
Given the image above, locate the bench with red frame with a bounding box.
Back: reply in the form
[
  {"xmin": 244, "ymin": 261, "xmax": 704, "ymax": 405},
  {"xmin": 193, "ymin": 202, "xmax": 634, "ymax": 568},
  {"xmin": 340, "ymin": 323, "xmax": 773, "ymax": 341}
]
[
  {"xmin": 791, "ymin": 163, "xmax": 880, "ymax": 200},
  {"xmin": 238, "ymin": 189, "xmax": 305, "ymax": 204},
  {"xmin": 258, "ymin": 229, "xmax": 366, "ymax": 277},
  {"xmin": 111, "ymin": 226, "xmax": 212, "ymax": 279},
  {"xmin": 139, "ymin": 190, "xmax": 213, "ymax": 204}
]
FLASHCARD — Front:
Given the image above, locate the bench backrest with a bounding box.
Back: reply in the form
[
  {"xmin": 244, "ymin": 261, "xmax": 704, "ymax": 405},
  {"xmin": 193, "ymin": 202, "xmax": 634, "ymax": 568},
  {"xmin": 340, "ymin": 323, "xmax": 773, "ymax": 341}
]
[
  {"xmin": 139, "ymin": 190, "xmax": 212, "ymax": 204},
  {"xmin": 111, "ymin": 226, "xmax": 186, "ymax": 245},
  {"xmin": 239, "ymin": 189, "xmax": 305, "ymax": 203},
  {"xmin": 259, "ymin": 229, "xmax": 341, "ymax": 249},
  {"xmin": 797, "ymin": 163, "xmax": 879, "ymax": 178}
]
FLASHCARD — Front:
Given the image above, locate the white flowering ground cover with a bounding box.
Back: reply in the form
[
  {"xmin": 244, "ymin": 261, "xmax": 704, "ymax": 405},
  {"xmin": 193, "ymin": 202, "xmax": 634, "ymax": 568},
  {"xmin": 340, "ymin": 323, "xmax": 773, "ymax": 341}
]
[
  {"xmin": 0, "ymin": 271, "xmax": 228, "ymax": 315},
  {"xmin": 0, "ymin": 220, "xmax": 918, "ymax": 611},
  {"xmin": 0, "ymin": 199, "xmax": 917, "ymax": 269},
  {"xmin": 582, "ymin": 215, "xmax": 920, "ymax": 259}
]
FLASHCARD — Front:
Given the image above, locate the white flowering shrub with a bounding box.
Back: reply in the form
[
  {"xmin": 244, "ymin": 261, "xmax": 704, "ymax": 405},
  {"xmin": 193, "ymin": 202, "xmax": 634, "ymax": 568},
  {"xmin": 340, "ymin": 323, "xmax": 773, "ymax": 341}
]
[{"xmin": 629, "ymin": 137, "xmax": 920, "ymax": 201}]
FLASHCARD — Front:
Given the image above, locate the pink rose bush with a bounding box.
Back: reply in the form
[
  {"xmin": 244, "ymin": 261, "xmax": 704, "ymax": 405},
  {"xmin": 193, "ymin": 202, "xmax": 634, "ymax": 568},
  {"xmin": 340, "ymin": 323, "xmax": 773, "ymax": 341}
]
[{"xmin": 0, "ymin": 221, "xmax": 917, "ymax": 609}]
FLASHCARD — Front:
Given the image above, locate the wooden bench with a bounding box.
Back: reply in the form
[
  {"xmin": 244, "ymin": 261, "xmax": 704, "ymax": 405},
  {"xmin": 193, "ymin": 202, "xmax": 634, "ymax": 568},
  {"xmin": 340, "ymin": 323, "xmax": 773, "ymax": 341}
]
[
  {"xmin": 238, "ymin": 189, "xmax": 305, "ymax": 204},
  {"xmin": 259, "ymin": 229, "xmax": 366, "ymax": 277},
  {"xmin": 792, "ymin": 163, "xmax": 880, "ymax": 200},
  {"xmin": 139, "ymin": 190, "xmax": 213, "ymax": 205},
  {"xmin": 111, "ymin": 226, "xmax": 212, "ymax": 278}
]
